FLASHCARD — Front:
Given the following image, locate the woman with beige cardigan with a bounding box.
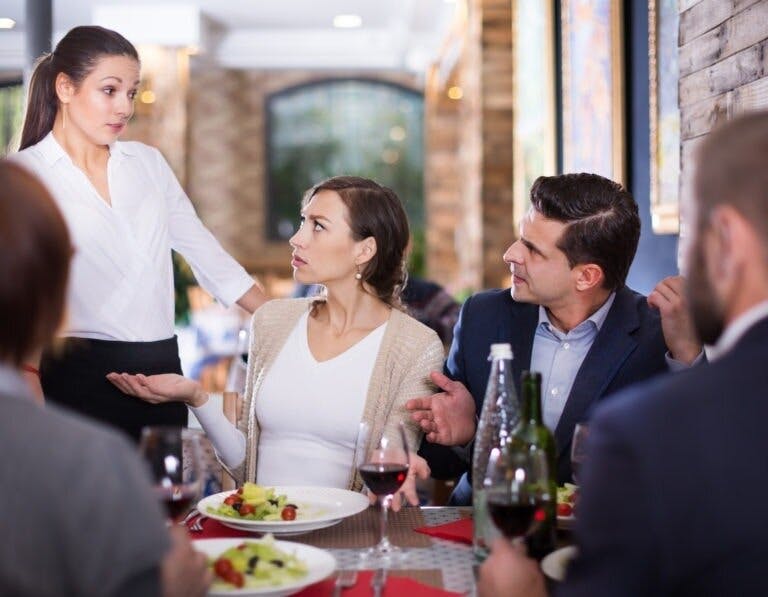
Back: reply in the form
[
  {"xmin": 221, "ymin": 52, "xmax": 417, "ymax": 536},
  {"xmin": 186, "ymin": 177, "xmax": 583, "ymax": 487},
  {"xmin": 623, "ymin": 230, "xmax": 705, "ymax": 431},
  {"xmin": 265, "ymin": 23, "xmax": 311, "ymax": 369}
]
[{"xmin": 110, "ymin": 176, "xmax": 444, "ymax": 507}]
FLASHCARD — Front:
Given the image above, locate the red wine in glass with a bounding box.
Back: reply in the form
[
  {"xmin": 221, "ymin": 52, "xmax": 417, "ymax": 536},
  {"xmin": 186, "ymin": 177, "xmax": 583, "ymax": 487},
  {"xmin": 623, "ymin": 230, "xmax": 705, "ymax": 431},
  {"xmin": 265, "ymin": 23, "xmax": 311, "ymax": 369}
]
[
  {"xmin": 487, "ymin": 496, "xmax": 539, "ymax": 539},
  {"xmin": 157, "ymin": 485, "xmax": 198, "ymax": 522},
  {"xmin": 139, "ymin": 426, "xmax": 204, "ymax": 524},
  {"xmin": 358, "ymin": 463, "xmax": 408, "ymax": 496},
  {"xmin": 354, "ymin": 421, "xmax": 410, "ymax": 566}
]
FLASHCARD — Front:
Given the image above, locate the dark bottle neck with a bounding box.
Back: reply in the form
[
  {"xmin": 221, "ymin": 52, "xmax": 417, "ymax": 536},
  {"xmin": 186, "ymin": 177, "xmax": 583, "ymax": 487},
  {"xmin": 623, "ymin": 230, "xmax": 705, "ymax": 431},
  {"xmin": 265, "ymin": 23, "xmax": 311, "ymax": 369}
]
[{"xmin": 521, "ymin": 371, "xmax": 543, "ymax": 424}]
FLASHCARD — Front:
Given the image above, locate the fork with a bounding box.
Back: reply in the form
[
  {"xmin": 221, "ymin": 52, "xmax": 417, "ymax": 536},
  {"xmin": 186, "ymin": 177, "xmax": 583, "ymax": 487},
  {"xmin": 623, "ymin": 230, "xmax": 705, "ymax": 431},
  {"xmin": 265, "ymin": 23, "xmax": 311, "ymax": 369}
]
[
  {"xmin": 371, "ymin": 567, "xmax": 387, "ymax": 597},
  {"xmin": 179, "ymin": 508, "xmax": 200, "ymax": 526},
  {"xmin": 332, "ymin": 570, "xmax": 358, "ymax": 597},
  {"xmin": 189, "ymin": 515, "xmax": 207, "ymax": 532}
]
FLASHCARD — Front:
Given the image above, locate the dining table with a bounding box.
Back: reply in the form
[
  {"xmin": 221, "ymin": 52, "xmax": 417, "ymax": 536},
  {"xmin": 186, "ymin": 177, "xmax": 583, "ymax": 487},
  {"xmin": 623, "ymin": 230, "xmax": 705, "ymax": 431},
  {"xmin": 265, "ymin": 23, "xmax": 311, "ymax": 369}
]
[
  {"xmin": 190, "ymin": 504, "xmax": 577, "ymax": 595},
  {"xmin": 190, "ymin": 505, "xmax": 478, "ymax": 594}
]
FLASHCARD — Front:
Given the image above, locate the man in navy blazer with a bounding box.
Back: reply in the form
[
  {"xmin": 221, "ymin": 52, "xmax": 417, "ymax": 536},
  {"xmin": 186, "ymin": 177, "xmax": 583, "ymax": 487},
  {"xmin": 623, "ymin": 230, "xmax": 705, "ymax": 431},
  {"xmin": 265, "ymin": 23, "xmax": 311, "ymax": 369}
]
[
  {"xmin": 477, "ymin": 109, "xmax": 768, "ymax": 597},
  {"xmin": 409, "ymin": 173, "xmax": 701, "ymax": 502}
]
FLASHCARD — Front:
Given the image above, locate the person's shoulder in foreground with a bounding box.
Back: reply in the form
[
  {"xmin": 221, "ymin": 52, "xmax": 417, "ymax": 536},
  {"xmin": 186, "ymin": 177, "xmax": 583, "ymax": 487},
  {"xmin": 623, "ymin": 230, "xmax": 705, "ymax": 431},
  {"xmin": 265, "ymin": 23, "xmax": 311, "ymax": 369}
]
[
  {"xmin": 0, "ymin": 380, "xmax": 169, "ymax": 597},
  {"xmin": 561, "ymin": 322, "xmax": 768, "ymax": 596}
]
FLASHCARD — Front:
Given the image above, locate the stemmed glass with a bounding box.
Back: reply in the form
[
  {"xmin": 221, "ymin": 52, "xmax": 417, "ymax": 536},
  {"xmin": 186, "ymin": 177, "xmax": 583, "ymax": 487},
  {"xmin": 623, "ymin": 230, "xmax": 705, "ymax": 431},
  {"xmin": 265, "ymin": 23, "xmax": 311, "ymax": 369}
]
[
  {"xmin": 485, "ymin": 446, "xmax": 550, "ymax": 543},
  {"xmin": 139, "ymin": 426, "xmax": 204, "ymax": 524},
  {"xmin": 355, "ymin": 421, "xmax": 410, "ymax": 565},
  {"xmin": 570, "ymin": 423, "xmax": 590, "ymax": 484}
]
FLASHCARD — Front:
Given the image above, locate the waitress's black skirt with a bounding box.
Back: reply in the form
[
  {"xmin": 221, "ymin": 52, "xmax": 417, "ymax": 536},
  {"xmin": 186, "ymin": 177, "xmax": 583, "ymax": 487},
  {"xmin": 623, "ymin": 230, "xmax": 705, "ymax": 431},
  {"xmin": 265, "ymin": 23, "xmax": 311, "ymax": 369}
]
[{"xmin": 41, "ymin": 336, "xmax": 187, "ymax": 442}]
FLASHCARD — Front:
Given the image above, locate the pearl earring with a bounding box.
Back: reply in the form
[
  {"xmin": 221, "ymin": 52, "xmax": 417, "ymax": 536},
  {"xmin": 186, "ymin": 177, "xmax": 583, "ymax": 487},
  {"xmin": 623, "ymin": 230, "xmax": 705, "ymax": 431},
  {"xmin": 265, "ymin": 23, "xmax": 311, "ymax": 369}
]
[{"xmin": 355, "ymin": 272, "xmax": 362, "ymax": 280}]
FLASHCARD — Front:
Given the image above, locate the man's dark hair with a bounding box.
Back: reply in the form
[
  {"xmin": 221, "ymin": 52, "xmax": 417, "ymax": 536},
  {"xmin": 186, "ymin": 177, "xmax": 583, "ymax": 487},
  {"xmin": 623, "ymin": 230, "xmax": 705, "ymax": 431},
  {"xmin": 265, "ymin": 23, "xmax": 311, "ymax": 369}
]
[{"xmin": 530, "ymin": 173, "xmax": 640, "ymax": 291}]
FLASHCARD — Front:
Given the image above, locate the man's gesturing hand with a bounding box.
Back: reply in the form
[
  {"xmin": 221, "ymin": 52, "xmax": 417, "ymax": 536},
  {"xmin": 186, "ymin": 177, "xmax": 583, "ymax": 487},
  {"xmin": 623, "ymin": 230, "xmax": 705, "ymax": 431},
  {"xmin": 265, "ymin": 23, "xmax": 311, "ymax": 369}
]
[{"xmin": 406, "ymin": 371, "xmax": 477, "ymax": 446}]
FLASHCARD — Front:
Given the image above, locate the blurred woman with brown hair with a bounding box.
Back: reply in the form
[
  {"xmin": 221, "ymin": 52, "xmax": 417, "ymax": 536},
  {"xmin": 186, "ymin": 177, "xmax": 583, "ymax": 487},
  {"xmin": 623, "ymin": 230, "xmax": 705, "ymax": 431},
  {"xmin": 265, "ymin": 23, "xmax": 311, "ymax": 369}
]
[
  {"xmin": 112, "ymin": 176, "xmax": 444, "ymax": 501},
  {"xmin": 11, "ymin": 25, "xmax": 265, "ymax": 440},
  {"xmin": 0, "ymin": 160, "xmax": 210, "ymax": 597}
]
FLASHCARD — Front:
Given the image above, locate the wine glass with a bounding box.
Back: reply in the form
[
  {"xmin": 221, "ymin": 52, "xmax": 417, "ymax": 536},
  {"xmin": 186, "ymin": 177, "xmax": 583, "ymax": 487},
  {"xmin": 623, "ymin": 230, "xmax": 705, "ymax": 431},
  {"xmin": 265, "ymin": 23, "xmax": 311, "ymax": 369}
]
[
  {"xmin": 570, "ymin": 423, "xmax": 590, "ymax": 484},
  {"xmin": 355, "ymin": 421, "xmax": 410, "ymax": 565},
  {"xmin": 139, "ymin": 426, "xmax": 204, "ymax": 523},
  {"xmin": 485, "ymin": 446, "xmax": 550, "ymax": 543}
]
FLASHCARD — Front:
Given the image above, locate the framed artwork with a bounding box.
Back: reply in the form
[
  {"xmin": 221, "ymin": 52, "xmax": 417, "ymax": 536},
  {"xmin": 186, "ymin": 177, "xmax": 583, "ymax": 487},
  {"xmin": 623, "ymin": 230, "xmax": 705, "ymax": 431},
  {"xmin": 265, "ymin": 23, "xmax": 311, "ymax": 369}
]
[
  {"xmin": 561, "ymin": 0, "xmax": 625, "ymax": 185},
  {"xmin": 512, "ymin": 0, "xmax": 557, "ymax": 227},
  {"xmin": 649, "ymin": 0, "xmax": 680, "ymax": 234}
]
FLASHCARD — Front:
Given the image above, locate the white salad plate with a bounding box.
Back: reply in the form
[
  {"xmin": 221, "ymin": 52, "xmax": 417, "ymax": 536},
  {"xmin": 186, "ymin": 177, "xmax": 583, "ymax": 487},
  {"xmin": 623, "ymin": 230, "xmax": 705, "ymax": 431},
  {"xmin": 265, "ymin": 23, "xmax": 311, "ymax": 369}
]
[
  {"xmin": 541, "ymin": 545, "xmax": 578, "ymax": 582},
  {"xmin": 557, "ymin": 513, "xmax": 576, "ymax": 531},
  {"xmin": 194, "ymin": 538, "xmax": 336, "ymax": 596},
  {"xmin": 198, "ymin": 486, "xmax": 369, "ymax": 535}
]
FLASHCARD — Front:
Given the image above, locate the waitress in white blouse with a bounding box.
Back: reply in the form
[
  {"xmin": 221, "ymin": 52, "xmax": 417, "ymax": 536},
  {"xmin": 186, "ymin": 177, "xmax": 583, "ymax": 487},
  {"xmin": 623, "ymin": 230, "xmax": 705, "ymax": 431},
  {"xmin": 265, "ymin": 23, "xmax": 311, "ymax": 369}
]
[{"xmin": 12, "ymin": 26, "xmax": 266, "ymax": 441}]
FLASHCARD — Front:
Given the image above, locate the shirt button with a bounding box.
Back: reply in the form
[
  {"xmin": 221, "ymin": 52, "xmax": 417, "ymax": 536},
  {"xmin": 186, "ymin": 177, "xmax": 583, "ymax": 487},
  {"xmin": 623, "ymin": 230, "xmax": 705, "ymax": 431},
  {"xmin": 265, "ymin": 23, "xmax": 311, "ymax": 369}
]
[
  {"xmin": 551, "ymin": 387, "xmax": 559, "ymax": 396},
  {"xmin": 563, "ymin": 342, "xmax": 570, "ymax": 350}
]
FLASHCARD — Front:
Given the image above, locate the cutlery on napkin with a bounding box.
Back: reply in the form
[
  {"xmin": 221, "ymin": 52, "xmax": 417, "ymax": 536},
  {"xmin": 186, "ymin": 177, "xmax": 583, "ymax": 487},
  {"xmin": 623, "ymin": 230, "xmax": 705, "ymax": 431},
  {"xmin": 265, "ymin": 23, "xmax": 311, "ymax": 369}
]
[{"xmin": 294, "ymin": 570, "xmax": 463, "ymax": 596}]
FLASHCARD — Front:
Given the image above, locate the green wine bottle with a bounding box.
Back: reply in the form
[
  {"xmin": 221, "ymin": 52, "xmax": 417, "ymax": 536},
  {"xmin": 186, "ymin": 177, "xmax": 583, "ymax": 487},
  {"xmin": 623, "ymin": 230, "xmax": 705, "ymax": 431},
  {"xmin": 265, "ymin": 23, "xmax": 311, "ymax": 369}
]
[{"xmin": 510, "ymin": 370, "xmax": 557, "ymax": 559}]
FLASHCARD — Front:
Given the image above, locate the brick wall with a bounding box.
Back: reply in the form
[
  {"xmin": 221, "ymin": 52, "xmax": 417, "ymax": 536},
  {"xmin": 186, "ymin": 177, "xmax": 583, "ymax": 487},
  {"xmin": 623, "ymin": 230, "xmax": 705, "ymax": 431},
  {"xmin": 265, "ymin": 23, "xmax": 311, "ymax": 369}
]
[{"xmin": 424, "ymin": 0, "xmax": 515, "ymax": 293}]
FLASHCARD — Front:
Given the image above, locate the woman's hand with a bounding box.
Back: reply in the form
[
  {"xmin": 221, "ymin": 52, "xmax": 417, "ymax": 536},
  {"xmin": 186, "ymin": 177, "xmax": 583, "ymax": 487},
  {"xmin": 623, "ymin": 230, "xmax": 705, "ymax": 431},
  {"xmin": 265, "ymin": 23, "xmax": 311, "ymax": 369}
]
[
  {"xmin": 106, "ymin": 372, "xmax": 208, "ymax": 407},
  {"xmin": 395, "ymin": 453, "xmax": 430, "ymax": 510}
]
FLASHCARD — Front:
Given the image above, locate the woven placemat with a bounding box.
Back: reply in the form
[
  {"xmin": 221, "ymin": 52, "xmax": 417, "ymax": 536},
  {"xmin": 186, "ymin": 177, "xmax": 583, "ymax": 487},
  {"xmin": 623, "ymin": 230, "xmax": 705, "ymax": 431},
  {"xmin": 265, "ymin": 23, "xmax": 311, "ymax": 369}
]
[
  {"xmin": 374, "ymin": 568, "xmax": 443, "ymax": 589},
  {"xmin": 291, "ymin": 506, "xmax": 431, "ymax": 549}
]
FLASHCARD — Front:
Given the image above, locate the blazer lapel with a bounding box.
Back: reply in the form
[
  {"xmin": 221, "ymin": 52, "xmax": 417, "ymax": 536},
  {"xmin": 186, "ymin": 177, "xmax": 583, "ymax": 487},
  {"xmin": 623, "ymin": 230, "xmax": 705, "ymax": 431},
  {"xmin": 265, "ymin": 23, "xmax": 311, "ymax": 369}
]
[
  {"xmin": 553, "ymin": 288, "xmax": 641, "ymax": 458},
  {"xmin": 506, "ymin": 300, "xmax": 538, "ymax": 394}
]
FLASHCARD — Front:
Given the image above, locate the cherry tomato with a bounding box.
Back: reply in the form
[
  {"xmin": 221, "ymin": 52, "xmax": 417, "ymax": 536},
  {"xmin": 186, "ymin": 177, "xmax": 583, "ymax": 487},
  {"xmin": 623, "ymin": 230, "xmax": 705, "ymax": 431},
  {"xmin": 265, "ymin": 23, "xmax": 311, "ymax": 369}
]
[
  {"xmin": 557, "ymin": 502, "xmax": 573, "ymax": 517},
  {"xmin": 224, "ymin": 570, "xmax": 244, "ymax": 588},
  {"xmin": 223, "ymin": 495, "xmax": 242, "ymax": 506},
  {"xmin": 236, "ymin": 487, "xmax": 243, "ymax": 495},
  {"xmin": 281, "ymin": 505, "xmax": 297, "ymax": 521},
  {"xmin": 239, "ymin": 504, "xmax": 256, "ymax": 516},
  {"xmin": 213, "ymin": 558, "xmax": 233, "ymax": 579}
]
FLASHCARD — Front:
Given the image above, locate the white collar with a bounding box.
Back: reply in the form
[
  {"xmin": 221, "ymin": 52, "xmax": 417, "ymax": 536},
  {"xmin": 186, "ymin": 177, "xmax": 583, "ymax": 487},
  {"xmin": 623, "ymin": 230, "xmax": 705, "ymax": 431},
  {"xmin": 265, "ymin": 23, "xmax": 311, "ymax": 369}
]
[
  {"xmin": 36, "ymin": 131, "xmax": 135, "ymax": 167},
  {"xmin": 708, "ymin": 299, "xmax": 768, "ymax": 360}
]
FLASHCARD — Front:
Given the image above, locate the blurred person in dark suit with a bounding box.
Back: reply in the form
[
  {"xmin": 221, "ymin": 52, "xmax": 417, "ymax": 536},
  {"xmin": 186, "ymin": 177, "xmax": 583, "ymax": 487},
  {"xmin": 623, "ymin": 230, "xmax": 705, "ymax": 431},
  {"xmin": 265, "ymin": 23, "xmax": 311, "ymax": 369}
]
[{"xmin": 479, "ymin": 110, "xmax": 768, "ymax": 596}]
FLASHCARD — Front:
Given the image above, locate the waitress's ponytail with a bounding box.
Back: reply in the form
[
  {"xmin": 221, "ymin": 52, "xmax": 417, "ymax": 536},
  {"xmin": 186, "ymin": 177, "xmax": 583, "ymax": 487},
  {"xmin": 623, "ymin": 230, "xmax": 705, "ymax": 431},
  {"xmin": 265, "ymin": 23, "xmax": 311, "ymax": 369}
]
[{"xmin": 19, "ymin": 53, "xmax": 58, "ymax": 150}]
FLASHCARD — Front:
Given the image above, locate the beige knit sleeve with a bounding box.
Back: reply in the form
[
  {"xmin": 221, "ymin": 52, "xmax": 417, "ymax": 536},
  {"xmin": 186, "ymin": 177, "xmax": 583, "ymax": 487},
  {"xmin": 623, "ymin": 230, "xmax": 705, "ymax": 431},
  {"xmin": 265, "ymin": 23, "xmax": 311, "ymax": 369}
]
[
  {"xmin": 223, "ymin": 306, "xmax": 267, "ymax": 484},
  {"xmin": 382, "ymin": 331, "xmax": 445, "ymax": 454}
]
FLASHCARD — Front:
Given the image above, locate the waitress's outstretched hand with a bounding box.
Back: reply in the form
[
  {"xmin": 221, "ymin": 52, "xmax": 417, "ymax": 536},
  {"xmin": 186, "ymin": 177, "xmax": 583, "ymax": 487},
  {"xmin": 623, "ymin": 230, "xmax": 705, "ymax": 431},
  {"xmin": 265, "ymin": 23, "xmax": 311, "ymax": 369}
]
[{"xmin": 106, "ymin": 372, "xmax": 208, "ymax": 407}]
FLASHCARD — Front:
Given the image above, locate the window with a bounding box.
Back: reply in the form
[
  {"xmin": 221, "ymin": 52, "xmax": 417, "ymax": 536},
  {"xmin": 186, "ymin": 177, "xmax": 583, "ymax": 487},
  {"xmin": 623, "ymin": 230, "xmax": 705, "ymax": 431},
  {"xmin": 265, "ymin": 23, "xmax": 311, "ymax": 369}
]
[
  {"xmin": 266, "ymin": 79, "xmax": 424, "ymax": 245},
  {"xmin": 0, "ymin": 80, "xmax": 24, "ymax": 155}
]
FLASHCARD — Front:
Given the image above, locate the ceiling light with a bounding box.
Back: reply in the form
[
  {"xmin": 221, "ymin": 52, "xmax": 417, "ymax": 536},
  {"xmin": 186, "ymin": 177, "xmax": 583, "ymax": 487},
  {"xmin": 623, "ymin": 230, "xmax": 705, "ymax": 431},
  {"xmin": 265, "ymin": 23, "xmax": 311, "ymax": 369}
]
[
  {"xmin": 389, "ymin": 126, "xmax": 407, "ymax": 142},
  {"xmin": 140, "ymin": 90, "xmax": 156, "ymax": 104},
  {"xmin": 333, "ymin": 14, "xmax": 362, "ymax": 28},
  {"xmin": 447, "ymin": 86, "xmax": 463, "ymax": 100},
  {"xmin": 381, "ymin": 149, "xmax": 400, "ymax": 165},
  {"xmin": 0, "ymin": 18, "xmax": 16, "ymax": 29}
]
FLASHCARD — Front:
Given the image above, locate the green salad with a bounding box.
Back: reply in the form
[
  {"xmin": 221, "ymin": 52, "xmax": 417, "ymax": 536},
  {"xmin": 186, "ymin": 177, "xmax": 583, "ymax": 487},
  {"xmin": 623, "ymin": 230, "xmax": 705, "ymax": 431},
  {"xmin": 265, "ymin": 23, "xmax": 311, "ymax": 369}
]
[
  {"xmin": 556, "ymin": 483, "xmax": 578, "ymax": 517},
  {"xmin": 209, "ymin": 535, "xmax": 309, "ymax": 589},
  {"xmin": 207, "ymin": 482, "xmax": 300, "ymax": 521}
]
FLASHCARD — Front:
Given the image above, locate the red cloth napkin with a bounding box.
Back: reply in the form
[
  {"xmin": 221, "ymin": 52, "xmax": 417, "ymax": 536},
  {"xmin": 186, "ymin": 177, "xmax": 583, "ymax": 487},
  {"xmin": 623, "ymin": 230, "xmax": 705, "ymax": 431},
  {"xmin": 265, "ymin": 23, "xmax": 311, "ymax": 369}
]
[
  {"xmin": 414, "ymin": 518, "xmax": 473, "ymax": 545},
  {"xmin": 295, "ymin": 570, "xmax": 462, "ymax": 597},
  {"xmin": 186, "ymin": 516, "xmax": 257, "ymax": 539}
]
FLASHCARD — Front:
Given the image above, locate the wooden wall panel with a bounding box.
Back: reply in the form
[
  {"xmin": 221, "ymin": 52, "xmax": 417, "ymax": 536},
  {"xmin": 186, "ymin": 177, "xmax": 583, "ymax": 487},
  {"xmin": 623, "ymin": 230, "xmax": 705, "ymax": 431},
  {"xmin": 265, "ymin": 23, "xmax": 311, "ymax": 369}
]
[{"xmin": 678, "ymin": 0, "xmax": 768, "ymax": 221}]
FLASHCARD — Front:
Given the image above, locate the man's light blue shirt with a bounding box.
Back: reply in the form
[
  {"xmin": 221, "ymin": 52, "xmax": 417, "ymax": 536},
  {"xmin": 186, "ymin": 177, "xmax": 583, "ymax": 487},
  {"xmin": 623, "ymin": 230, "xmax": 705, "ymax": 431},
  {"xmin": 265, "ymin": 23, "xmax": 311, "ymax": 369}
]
[{"xmin": 531, "ymin": 293, "xmax": 616, "ymax": 431}]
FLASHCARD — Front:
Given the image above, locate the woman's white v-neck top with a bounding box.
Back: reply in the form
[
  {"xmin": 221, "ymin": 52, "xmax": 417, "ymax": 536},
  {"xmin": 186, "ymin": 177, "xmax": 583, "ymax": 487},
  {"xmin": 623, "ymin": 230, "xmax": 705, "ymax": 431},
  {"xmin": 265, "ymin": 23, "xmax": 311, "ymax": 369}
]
[
  {"xmin": 255, "ymin": 310, "xmax": 386, "ymax": 487},
  {"xmin": 10, "ymin": 133, "xmax": 254, "ymax": 341}
]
